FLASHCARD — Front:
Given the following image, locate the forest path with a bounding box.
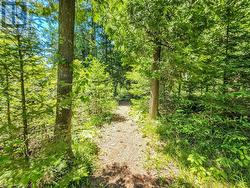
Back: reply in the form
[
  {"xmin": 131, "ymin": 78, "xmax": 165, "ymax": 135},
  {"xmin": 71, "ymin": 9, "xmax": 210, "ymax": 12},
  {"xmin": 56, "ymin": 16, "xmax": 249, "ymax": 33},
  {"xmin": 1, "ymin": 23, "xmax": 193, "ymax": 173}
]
[{"xmin": 87, "ymin": 103, "xmax": 169, "ymax": 188}]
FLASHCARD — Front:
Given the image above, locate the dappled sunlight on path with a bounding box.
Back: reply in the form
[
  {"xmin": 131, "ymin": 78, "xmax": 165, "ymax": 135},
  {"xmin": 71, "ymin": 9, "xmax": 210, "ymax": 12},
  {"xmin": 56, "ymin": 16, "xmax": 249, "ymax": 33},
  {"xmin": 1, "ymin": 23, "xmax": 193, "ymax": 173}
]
[{"xmin": 86, "ymin": 103, "xmax": 171, "ymax": 187}]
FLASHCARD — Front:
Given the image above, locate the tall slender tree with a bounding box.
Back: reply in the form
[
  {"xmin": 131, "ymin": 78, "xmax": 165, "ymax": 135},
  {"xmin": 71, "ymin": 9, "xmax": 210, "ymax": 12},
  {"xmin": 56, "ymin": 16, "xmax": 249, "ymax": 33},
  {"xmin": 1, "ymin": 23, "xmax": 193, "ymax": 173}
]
[
  {"xmin": 55, "ymin": 0, "xmax": 76, "ymax": 158},
  {"xmin": 17, "ymin": 34, "xmax": 29, "ymax": 161},
  {"xmin": 2, "ymin": 65, "xmax": 11, "ymax": 126},
  {"xmin": 150, "ymin": 43, "xmax": 161, "ymax": 119}
]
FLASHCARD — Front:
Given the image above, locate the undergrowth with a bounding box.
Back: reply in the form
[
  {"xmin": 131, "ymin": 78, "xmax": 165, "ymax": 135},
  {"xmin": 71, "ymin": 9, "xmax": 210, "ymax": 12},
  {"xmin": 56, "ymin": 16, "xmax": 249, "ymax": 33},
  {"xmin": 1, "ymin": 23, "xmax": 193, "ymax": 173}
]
[
  {"xmin": 131, "ymin": 94, "xmax": 250, "ymax": 188},
  {"xmin": 0, "ymin": 124, "xmax": 98, "ymax": 187}
]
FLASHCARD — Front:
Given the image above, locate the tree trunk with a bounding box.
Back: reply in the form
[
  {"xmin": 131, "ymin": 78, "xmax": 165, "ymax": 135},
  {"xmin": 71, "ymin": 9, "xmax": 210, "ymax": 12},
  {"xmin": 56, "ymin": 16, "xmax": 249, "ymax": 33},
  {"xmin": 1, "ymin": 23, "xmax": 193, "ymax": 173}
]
[
  {"xmin": 55, "ymin": 0, "xmax": 75, "ymax": 158},
  {"xmin": 178, "ymin": 81, "xmax": 182, "ymax": 98},
  {"xmin": 91, "ymin": 3, "xmax": 97, "ymax": 57},
  {"xmin": 4, "ymin": 66, "xmax": 11, "ymax": 126},
  {"xmin": 17, "ymin": 35, "xmax": 29, "ymax": 161},
  {"xmin": 113, "ymin": 81, "xmax": 118, "ymax": 97},
  {"xmin": 105, "ymin": 35, "xmax": 108, "ymax": 64},
  {"xmin": 149, "ymin": 44, "xmax": 161, "ymax": 119},
  {"xmin": 223, "ymin": 5, "xmax": 230, "ymax": 94}
]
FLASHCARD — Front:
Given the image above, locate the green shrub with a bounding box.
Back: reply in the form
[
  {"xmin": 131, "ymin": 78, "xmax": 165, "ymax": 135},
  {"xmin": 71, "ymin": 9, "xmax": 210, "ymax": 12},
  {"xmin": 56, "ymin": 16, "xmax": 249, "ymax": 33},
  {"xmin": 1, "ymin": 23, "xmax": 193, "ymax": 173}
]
[
  {"xmin": 81, "ymin": 58, "xmax": 117, "ymax": 118},
  {"xmin": 0, "ymin": 136, "xmax": 98, "ymax": 187},
  {"xmin": 157, "ymin": 110, "xmax": 250, "ymax": 184}
]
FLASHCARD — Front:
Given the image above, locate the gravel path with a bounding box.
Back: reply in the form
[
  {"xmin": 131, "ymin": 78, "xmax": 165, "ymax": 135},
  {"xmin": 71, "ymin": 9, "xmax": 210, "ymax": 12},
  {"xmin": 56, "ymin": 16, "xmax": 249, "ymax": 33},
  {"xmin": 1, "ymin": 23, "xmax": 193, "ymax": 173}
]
[
  {"xmin": 87, "ymin": 103, "xmax": 170, "ymax": 188},
  {"xmin": 97, "ymin": 103, "xmax": 148, "ymax": 175}
]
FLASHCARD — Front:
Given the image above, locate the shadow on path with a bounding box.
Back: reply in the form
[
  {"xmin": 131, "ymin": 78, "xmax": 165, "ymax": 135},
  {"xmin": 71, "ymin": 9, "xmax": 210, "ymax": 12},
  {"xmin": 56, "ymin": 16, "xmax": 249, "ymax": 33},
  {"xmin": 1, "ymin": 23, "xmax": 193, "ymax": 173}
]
[
  {"xmin": 85, "ymin": 163, "xmax": 172, "ymax": 188},
  {"xmin": 111, "ymin": 114, "xmax": 128, "ymax": 122}
]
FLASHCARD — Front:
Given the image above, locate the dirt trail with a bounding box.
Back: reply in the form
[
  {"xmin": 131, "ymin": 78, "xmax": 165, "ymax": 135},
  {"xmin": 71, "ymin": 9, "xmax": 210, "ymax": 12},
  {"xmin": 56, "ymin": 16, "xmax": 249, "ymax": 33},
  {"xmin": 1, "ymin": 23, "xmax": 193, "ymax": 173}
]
[
  {"xmin": 88, "ymin": 103, "xmax": 170, "ymax": 188},
  {"xmin": 97, "ymin": 103, "xmax": 148, "ymax": 175}
]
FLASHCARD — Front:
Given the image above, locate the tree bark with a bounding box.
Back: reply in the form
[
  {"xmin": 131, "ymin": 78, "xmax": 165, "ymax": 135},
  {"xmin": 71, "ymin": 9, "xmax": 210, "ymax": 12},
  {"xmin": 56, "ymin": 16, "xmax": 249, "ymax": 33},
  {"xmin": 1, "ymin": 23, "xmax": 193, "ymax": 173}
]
[
  {"xmin": 223, "ymin": 4, "xmax": 230, "ymax": 94},
  {"xmin": 91, "ymin": 2, "xmax": 97, "ymax": 57},
  {"xmin": 3, "ymin": 66, "xmax": 11, "ymax": 126},
  {"xmin": 149, "ymin": 44, "xmax": 161, "ymax": 119},
  {"xmin": 178, "ymin": 73, "xmax": 182, "ymax": 98},
  {"xmin": 178, "ymin": 81, "xmax": 182, "ymax": 98},
  {"xmin": 17, "ymin": 35, "xmax": 29, "ymax": 161},
  {"xmin": 55, "ymin": 0, "xmax": 75, "ymax": 158},
  {"xmin": 105, "ymin": 35, "xmax": 108, "ymax": 64}
]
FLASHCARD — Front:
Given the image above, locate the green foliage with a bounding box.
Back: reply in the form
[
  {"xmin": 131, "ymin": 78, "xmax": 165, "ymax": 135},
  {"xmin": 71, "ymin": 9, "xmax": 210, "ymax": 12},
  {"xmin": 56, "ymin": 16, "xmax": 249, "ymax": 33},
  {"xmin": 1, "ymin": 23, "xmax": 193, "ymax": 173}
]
[
  {"xmin": 0, "ymin": 21, "xmax": 99, "ymax": 188},
  {"xmin": 124, "ymin": 0, "xmax": 250, "ymax": 185},
  {"xmin": 157, "ymin": 106, "xmax": 250, "ymax": 184},
  {"xmin": 55, "ymin": 138, "xmax": 98, "ymax": 187},
  {"xmin": 126, "ymin": 66, "xmax": 150, "ymax": 116},
  {"xmin": 1, "ymin": 0, "xmax": 250, "ymax": 187},
  {"xmin": 77, "ymin": 58, "xmax": 117, "ymax": 121},
  {"xmin": 85, "ymin": 58, "xmax": 116, "ymax": 115},
  {"xmin": 0, "ymin": 132, "xmax": 98, "ymax": 187},
  {"xmin": 74, "ymin": 58, "xmax": 117, "ymax": 128}
]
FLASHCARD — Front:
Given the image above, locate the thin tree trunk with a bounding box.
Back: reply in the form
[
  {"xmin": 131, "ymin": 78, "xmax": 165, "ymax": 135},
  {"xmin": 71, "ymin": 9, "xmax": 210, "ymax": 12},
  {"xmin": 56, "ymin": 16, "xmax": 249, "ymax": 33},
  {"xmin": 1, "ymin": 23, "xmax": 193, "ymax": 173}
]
[
  {"xmin": 17, "ymin": 35, "xmax": 29, "ymax": 161},
  {"xmin": 4, "ymin": 66, "xmax": 11, "ymax": 126},
  {"xmin": 105, "ymin": 35, "xmax": 108, "ymax": 64},
  {"xmin": 113, "ymin": 81, "xmax": 118, "ymax": 97},
  {"xmin": 223, "ymin": 4, "xmax": 230, "ymax": 94},
  {"xmin": 178, "ymin": 81, "xmax": 182, "ymax": 98},
  {"xmin": 55, "ymin": 0, "xmax": 75, "ymax": 159},
  {"xmin": 91, "ymin": 3, "xmax": 97, "ymax": 57},
  {"xmin": 149, "ymin": 44, "xmax": 161, "ymax": 119}
]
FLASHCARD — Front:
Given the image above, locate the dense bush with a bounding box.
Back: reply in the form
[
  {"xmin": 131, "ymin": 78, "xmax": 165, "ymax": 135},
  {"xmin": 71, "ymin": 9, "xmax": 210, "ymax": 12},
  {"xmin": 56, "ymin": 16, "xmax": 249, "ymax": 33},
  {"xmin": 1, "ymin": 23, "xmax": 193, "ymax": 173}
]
[
  {"xmin": 127, "ymin": 69, "xmax": 150, "ymax": 116},
  {"xmin": 129, "ymin": 73, "xmax": 250, "ymax": 186},
  {"xmin": 0, "ymin": 58, "xmax": 116, "ymax": 187},
  {"xmin": 85, "ymin": 59, "xmax": 116, "ymax": 115},
  {"xmin": 74, "ymin": 58, "xmax": 117, "ymax": 126},
  {"xmin": 0, "ymin": 137, "xmax": 98, "ymax": 187},
  {"xmin": 156, "ymin": 92, "xmax": 250, "ymax": 185}
]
